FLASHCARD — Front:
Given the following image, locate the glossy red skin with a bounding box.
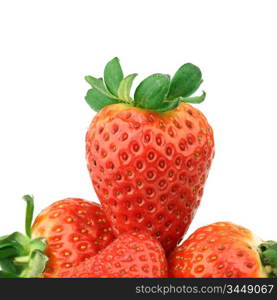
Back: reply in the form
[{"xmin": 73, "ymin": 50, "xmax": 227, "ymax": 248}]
[
  {"xmin": 60, "ymin": 231, "xmax": 168, "ymax": 278},
  {"xmin": 168, "ymin": 222, "xmax": 265, "ymax": 278},
  {"xmin": 86, "ymin": 103, "xmax": 214, "ymax": 253},
  {"xmin": 32, "ymin": 198, "xmax": 115, "ymax": 278}
]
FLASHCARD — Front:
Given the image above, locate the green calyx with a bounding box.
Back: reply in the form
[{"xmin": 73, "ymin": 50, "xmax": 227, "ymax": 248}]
[
  {"xmin": 259, "ymin": 241, "xmax": 277, "ymax": 277},
  {"xmin": 85, "ymin": 57, "xmax": 206, "ymax": 113},
  {"xmin": 0, "ymin": 195, "xmax": 48, "ymax": 278}
]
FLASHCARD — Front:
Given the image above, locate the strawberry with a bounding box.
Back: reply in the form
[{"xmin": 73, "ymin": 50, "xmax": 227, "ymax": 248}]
[
  {"xmin": 168, "ymin": 222, "xmax": 277, "ymax": 278},
  {"xmin": 32, "ymin": 197, "xmax": 115, "ymax": 277},
  {"xmin": 85, "ymin": 58, "xmax": 214, "ymax": 253},
  {"xmin": 0, "ymin": 196, "xmax": 114, "ymax": 278},
  {"xmin": 59, "ymin": 231, "xmax": 167, "ymax": 278}
]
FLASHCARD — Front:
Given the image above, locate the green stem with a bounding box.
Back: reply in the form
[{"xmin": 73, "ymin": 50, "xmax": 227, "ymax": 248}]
[
  {"xmin": 14, "ymin": 256, "xmax": 30, "ymax": 264},
  {"xmin": 22, "ymin": 195, "xmax": 34, "ymax": 238},
  {"xmin": 259, "ymin": 240, "xmax": 277, "ymax": 277}
]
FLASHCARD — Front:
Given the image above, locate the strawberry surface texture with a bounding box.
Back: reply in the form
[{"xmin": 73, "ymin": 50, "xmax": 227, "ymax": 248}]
[
  {"xmin": 32, "ymin": 198, "xmax": 115, "ymax": 277},
  {"xmin": 60, "ymin": 231, "xmax": 168, "ymax": 278},
  {"xmin": 86, "ymin": 102, "xmax": 214, "ymax": 252},
  {"xmin": 169, "ymin": 222, "xmax": 277, "ymax": 278}
]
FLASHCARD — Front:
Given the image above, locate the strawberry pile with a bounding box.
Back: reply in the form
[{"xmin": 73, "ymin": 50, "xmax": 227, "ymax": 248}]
[{"xmin": 0, "ymin": 58, "xmax": 276, "ymax": 278}]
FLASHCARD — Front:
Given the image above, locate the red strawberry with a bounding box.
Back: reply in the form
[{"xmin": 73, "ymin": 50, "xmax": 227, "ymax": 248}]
[
  {"xmin": 32, "ymin": 197, "xmax": 115, "ymax": 277},
  {"xmin": 59, "ymin": 231, "xmax": 167, "ymax": 278},
  {"xmin": 168, "ymin": 222, "xmax": 277, "ymax": 278},
  {"xmin": 85, "ymin": 58, "xmax": 214, "ymax": 252},
  {"xmin": 0, "ymin": 196, "xmax": 115, "ymax": 278}
]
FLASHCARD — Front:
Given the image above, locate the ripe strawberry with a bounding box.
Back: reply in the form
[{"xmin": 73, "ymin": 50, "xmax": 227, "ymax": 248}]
[
  {"xmin": 32, "ymin": 197, "xmax": 115, "ymax": 277},
  {"xmin": 60, "ymin": 231, "xmax": 168, "ymax": 278},
  {"xmin": 85, "ymin": 58, "xmax": 214, "ymax": 252},
  {"xmin": 0, "ymin": 196, "xmax": 114, "ymax": 278},
  {"xmin": 168, "ymin": 222, "xmax": 277, "ymax": 278}
]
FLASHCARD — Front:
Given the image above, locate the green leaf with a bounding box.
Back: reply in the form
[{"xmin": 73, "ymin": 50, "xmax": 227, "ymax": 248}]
[
  {"xmin": 154, "ymin": 100, "xmax": 180, "ymax": 112},
  {"xmin": 0, "ymin": 259, "xmax": 17, "ymax": 274},
  {"xmin": 167, "ymin": 63, "xmax": 203, "ymax": 99},
  {"xmin": 260, "ymin": 241, "xmax": 277, "ymax": 266},
  {"xmin": 20, "ymin": 250, "xmax": 48, "ymax": 278},
  {"xmin": 22, "ymin": 195, "xmax": 34, "ymax": 238},
  {"xmin": 134, "ymin": 74, "xmax": 170, "ymax": 109},
  {"xmin": 148, "ymin": 91, "xmax": 206, "ymax": 113},
  {"xmin": 104, "ymin": 57, "xmax": 124, "ymax": 96},
  {"xmin": 0, "ymin": 195, "xmax": 49, "ymax": 278},
  {"xmin": 0, "ymin": 235, "xmax": 9, "ymax": 242},
  {"xmin": 85, "ymin": 76, "xmax": 118, "ymax": 99},
  {"xmin": 0, "ymin": 232, "xmax": 29, "ymax": 256},
  {"xmin": 117, "ymin": 73, "xmax": 137, "ymax": 103},
  {"xmin": 0, "ymin": 232, "xmax": 31, "ymax": 265},
  {"xmin": 272, "ymin": 267, "xmax": 277, "ymax": 277},
  {"xmin": 8, "ymin": 232, "xmax": 30, "ymax": 250},
  {"xmin": 85, "ymin": 88, "xmax": 119, "ymax": 112},
  {"xmin": 0, "ymin": 247, "xmax": 18, "ymax": 260},
  {"xmin": 0, "ymin": 271, "xmax": 19, "ymax": 278},
  {"xmin": 29, "ymin": 238, "xmax": 47, "ymax": 253},
  {"xmin": 178, "ymin": 91, "xmax": 206, "ymax": 104},
  {"xmin": 259, "ymin": 240, "xmax": 277, "ymax": 277},
  {"xmin": 0, "ymin": 241, "xmax": 14, "ymax": 250}
]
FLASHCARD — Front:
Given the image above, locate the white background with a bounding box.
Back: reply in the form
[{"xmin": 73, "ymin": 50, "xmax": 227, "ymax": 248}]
[{"xmin": 0, "ymin": 0, "xmax": 276, "ymax": 242}]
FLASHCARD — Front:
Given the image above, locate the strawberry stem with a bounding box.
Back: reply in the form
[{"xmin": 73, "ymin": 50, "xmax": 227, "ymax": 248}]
[
  {"xmin": 0, "ymin": 196, "xmax": 48, "ymax": 278},
  {"xmin": 23, "ymin": 195, "xmax": 34, "ymax": 238},
  {"xmin": 259, "ymin": 240, "xmax": 277, "ymax": 277}
]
